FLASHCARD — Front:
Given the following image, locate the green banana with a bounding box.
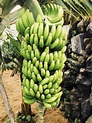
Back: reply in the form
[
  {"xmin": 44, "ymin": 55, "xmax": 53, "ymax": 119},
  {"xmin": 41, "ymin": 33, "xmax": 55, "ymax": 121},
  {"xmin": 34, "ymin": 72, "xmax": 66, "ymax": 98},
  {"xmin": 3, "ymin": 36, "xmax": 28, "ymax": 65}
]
[
  {"xmin": 41, "ymin": 94, "xmax": 45, "ymax": 100},
  {"xmin": 43, "ymin": 96, "xmax": 57, "ymax": 103},
  {"xmin": 53, "ymin": 73, "xmax": 58, "ymax": 82},
  {"xmin": 49, "ymin": 60, "xmax": 55, "ymax": 71},
  {"xmin": 33, "ymin": 84, "xmax": 38, "ymax": 93},
  {"xmin": 60, "ymin": 54, "xmax": 66, "ymax": 63},
  {"xmin": 43, "ymin": 93, "xmax": 60, "ymax": 103},
  {"xmin": 34, "ymin": 49, "xmax": 40, "ymax": 60},
  {"xmin": 20, "ymin": 49, "xmax": 24, "ymax": 57},
  {"xmin": 24, "ymin": 27, "xmax": 30, "ymax": 36},
  {"xmin": 60, "ymin": 27, "xmax": 67, "ymax": 40},
  {"xmin": 30, "ymin": 64, "xmax": 34, "ymax": 72},
  {"xmin": 45, "ymin": 33, "xmax": 52, "ymax": 46},
  {"xmin": 36, "ymin": 14, "xmax": 43, "ymax": 23},
  {"xmin": 27, "ymin": 60, "xmax": 31, "ymax": 69},
  {"xmin": 30, "ymin": 79, "xmax": 34, "ymax": 89},
  {"xmin": 37, "ymin": 74, "xmax": 42, "ymax": 82},
  {"xmin": 45, "ymin": 70, "xmax": 50, "ymax": 78},
  {"xmin": 55, "ymin": 78, "xmax": 62, "ymax": 85},
  {"xmin": 41, "ymin": 68, "xmax": 45, "ymax": 77},
  {"xmin": 29, "ymin": 34, "xmax": 34, "ymax": 45},
  {"xmin": 44, "ymin": 24, "xmax": 49, "ymax": 41},
  {"xmin": 43, "ymin": 102, "xmax": 52, "ymax": 108},
  {"xmin": 38, "ymin": 23, "xmax": 44, "ymax": 38},
  {"xmin": 34, "ymin": 34, "xmax": 38, "ymax": 46},
  {"xmin": 44, "ymin": 89, "xmax": 50, "ymax": 95},
  {"xmin": 44, "ymin": 47, "xmax": 49, "ymax": 54},
  {"xmin": 61, "ymin": 46, "xmax": 67, "ymax": 53},
  {"xmin": 30, "ymin": 88, "xmax": 35, "ymax": 97},
  {"xmin": 35, "ymin": 61, "xmax": 40, "ymax": 68},
  {"xmin": 25, "ymin": 50, "xmax": 31, "ymax": 60},
  {"xmin": 33, "ymin": 23, "xmax": 39, "ymax": 34},
  {"xmin": 22, "ymin": 74, "xmax": 26, "ymax": 80},
  {"xmin": 30, "ymin": 51, "xmax": 34, "ymax": 60},
  {"xmin": 49, "ymin": 75, "xmax": 54, "ymax": 82},
  {"xmin": 33, "ymin": 66, "xmax": 39, "ymax": 75},
  {"xmin": 25, "ymin": 79, "xmax": 30, "ymax": 89},
  {"xmin": 26, "ymin": 9, "xmax": 35, "ymax": 27},
  {"xmin": 33, "ymin": 44, "xmax": 38, "ymax": 51},
  {"xmin": 44, "ymin": 54, "xmax": 49, "ymax": 63},
  {"xmin": 53, "ymin": 25, "xmax": 62, "ymax": 40},
  {"xmin": 16, "ymin": 21, "xmax": 22, "ymax": 33},
  {"xmin": 23, "ymin": 59, "xmax": 28, "ymax": 67},
  {"xmin": 39, "ymin": 36, "xmax": 44, "ymax": 48},
  {"xmin": 36, "ymin": 91, "xmax": 40, "ymax": 98},
  {"xmin": 22, "ymin": 78, "xmax": 26, "ymax": 87},
  {"xmin": 23, "ymin": 92, "xmax": 33, "ymax": 99},
  {"xmin": 50, "ymin": 25, "xmax": 56, "ymax": 39},
  {"xmin": 40, "ymin": 52, "xmax": 46, "ymax": 62},
  {"xmin": 43, "ymin": 84, "xmax": 48, "ymax": 90},
  {"xmin": 55, "ymin": 87, "xmax": 62, "ymax": 94},
  {"xmin": 44, "ymin": 62, "xmax": 48, "ymax": 71},
  {"xmin": 28, "ymin": 45, "xmax": 32, "ymax": 53},
  {"xmin": 32, "ymin": 57, "xmax": 37, "ymax": 65},
  {"xmin": 31, "ymin": 72, "xmax": 37, "ymax": 82},
  {"xmin": 18, "ymin": 18, "xmax": 25, "ymax": 32},
  {"xmin": 18, "ymin": 8, "xmax": 26, "ymax": 18},
  {"xmin": 23, "ymin": 97, "xmax": 36, "ymax": 104},
  {"xmin": 23, "ymin": 42, "xmax": 28, "ymax": 50},
  {"xmin": 22, "ymin": 66, "xmax": 28, "ymax": 77},
  {"xmin": 23, "ymin": 86, "xmax": 30, "ymax": 96},
  {"xmin": 57, "ymin": 38, "xmax": 63, "ymax": 50},
  {"xmin": 39, "ymin": 62, "xmax": 43, "ymax": 70},
  {"xmin": 49, "ymin": 53, "xmax": 53, "ymax": 64},
  {"xmin": 50, "ymin": 102, "xmax": 57, "ymax": 107},
  {"xmin": 27, "ymin": 68, "xmax": 32, "ymax": 78},
  {"xmin": 49, "ymin": 88, "xmax": 55, "ymax": 94},
  {"xmin": 46, "ymin": 94, "xmax": 51, "ymax": 99},
  {"xmin": 21, "ymin": 41, "xmax": 24, "ymax": 49},
  {"xmin": 30, "ymin": 24, "xmax": 34, "ymax": 35},
  {"xmin": 52, "ymin": 83, "xmax": 58, "ymax": 89},
  {"xmin": 47, "ymin": 82, "xmax": 52, "ymax": 89},
  {"xmin": 54, "ymin": 59, "xmax": 61, "ymax": 70},
  {"xmin": 22, "ymin": 12, "xmax": 29, "ymax": 28},
  {"xmin": 53, "ymin": 51, "xmax": 58, "ymax": 61},
  {"xmin": 39, "ymin": 84, "xmax": 43, "ymax": 94},
  {"xmin": 40, "ymin": 78, "xmax": 49, "ymax": 85},
  {"xmin": 50, "ymin": 38, "xmax": 59, "ymax": 50}
]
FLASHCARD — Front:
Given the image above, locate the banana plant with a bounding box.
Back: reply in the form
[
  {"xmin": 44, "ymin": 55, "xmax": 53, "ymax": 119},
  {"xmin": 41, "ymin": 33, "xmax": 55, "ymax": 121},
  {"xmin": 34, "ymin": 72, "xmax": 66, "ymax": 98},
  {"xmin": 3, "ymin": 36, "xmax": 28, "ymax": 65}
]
[
  {"xmin": 57, "ymin": 0, "xmax": 92, "ymax": 24},
  {"xmin": 1, "ymin": 0, "xmax": 67, "ymax": 123}
]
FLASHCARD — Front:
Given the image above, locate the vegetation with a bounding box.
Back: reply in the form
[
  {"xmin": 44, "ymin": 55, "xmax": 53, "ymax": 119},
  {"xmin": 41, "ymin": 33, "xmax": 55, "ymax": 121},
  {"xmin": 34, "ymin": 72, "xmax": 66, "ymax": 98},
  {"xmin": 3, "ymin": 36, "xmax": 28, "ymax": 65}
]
[{"xmin": 0, "ymin": 0, "xmax": 92, "ymax": 123}]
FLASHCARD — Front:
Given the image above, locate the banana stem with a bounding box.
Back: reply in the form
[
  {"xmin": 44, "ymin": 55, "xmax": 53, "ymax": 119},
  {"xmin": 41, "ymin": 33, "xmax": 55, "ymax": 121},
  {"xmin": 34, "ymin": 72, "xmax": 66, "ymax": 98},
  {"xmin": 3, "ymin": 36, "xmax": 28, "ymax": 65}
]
[
  {"xmin": 25, "ymin": 0, "xmax": 44, "ymax": 20},
  {"xmin": 38, "ymin": 102, "xmax": 45, "ymax": 123}
]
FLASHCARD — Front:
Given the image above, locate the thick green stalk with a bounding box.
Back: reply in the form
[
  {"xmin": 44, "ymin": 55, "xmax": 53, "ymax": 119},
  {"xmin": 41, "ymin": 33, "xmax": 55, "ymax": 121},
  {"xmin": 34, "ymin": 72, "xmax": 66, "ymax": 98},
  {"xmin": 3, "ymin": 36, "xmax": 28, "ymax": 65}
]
[
  {"xmin": 38, "ymin": 102, "xmax": 45, "ymax": 123},
  {"xmin": 25, "ymin": 0, "xmax": 44, "ymax": 20}
]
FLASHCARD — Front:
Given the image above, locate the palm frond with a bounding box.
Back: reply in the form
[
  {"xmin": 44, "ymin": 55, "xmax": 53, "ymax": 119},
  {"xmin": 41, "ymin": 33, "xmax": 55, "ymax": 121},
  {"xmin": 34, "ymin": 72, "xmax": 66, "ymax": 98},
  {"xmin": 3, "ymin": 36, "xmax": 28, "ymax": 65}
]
[{"xmin": 57, "ymin": 0, "xmax": 92, "ymax": 24}]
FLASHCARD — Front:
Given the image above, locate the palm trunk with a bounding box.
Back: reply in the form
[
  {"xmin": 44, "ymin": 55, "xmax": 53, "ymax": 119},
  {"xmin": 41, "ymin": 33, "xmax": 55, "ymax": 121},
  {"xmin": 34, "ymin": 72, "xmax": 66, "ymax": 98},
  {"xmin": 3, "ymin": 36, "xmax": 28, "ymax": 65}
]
[
  {"xmin": 0, "ymin": 73, "xmax": 15, "ymax": 123},
  {"xmin": 38, "ymin": 102, "xmax": 45, "ymax": 123}
]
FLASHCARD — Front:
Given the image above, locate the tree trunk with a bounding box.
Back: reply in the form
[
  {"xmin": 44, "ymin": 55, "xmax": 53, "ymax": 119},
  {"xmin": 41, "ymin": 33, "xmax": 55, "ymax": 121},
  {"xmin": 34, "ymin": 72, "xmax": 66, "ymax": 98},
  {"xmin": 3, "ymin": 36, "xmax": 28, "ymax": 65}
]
[{"xmin": 0, "ymin": 73, "xmax": 15, "ymax": 123}]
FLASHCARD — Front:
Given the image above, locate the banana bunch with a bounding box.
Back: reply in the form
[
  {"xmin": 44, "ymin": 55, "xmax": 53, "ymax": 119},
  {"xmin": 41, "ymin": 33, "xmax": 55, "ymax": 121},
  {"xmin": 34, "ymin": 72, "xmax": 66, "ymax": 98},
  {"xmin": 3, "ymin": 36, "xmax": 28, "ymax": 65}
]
[
  {"xmin": 16, "ymin": 3, "xmax": 67, "ymax": 108},
  {"xmin": 42, "ymin": 3, "xmax": 64, "ymax": 25},
  {"xmin": 16, "ymin": 9, "xmax": 35, "ymax": 34}
]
